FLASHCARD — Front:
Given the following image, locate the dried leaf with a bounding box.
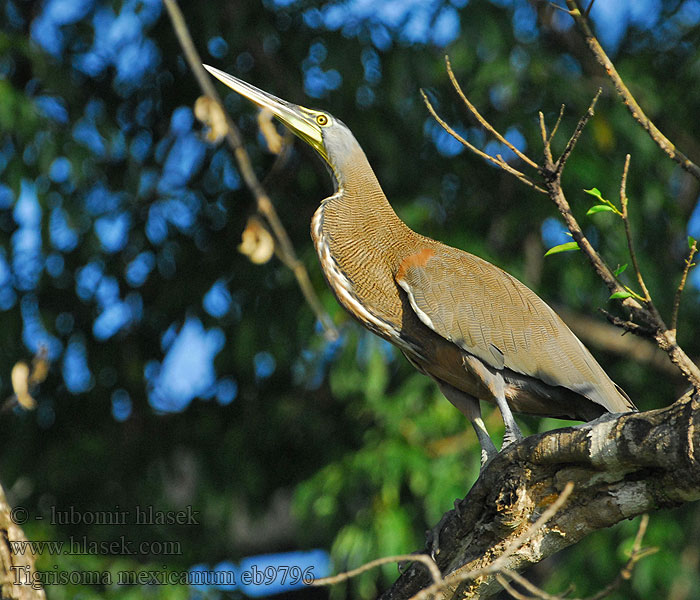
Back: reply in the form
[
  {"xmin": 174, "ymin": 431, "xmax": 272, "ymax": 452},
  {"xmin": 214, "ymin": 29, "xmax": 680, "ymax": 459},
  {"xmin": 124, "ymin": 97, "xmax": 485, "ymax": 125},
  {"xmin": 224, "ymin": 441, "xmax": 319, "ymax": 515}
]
[
  {"xmin": 239, "ymin": 216, "xmax": 275, "ymax": 265},
  {"xmin": 11, "ymin": 362, "xmax": 36, "ymax": 410},
  {"xmin": 258, "ymin": 108, "xmax": 283, "ymax": 155},
  {"xmin": 194, "ymin": 95, "xmax": 229, "ymax": 143},
  {"xmin": 544, "ymin": 241, "xmax": 580, "ymax": 257},
  {"xmin": 29, "ymin": 345, "xmax": 49, "ymax": 385}
]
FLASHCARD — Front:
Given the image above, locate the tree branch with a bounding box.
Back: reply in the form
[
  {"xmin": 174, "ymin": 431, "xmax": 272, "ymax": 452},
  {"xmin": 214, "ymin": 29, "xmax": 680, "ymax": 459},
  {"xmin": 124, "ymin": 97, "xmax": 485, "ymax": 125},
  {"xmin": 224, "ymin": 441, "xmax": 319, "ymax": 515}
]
[
  {"xmin": 553, "ymin": 88, "xmax": 600, "ymax": 177},
  {"xmin": 420, "ymin": 91, "xmax": 546, "ymax": 194},
  {"xmin": 425, "ymin": 56, "xmax": 700, "ymax": 389},
  {"xmin": 671, "ymin": 239, "xmax": 698, "ymax": 333},
  {"xmin": 619, "ymin": 154, "xmax": 652, "ymax": 303},
  {"xmin": 564, "ymin": 0, "xmax": 700, "ymax": 182},
  {"xmin": 445, "ymin": 56, "xmax": 539, "ymax": 170},
  {"xmin": 381, "ymin": 394, "xmax": 700, "ymax": 599}
]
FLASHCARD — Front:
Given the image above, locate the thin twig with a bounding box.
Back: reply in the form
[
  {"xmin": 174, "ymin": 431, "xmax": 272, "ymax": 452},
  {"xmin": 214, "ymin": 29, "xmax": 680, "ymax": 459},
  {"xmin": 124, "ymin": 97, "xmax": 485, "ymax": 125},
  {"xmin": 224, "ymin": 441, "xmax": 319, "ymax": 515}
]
[
  {"xmin": 162, "ymin": 0, "xmax": 338, "ymax": 339},
  {"xmin": 565, "ymin": 0, "xmax": 700, "ymax": 182},
  {"xmin": 539, "ymin": 112, "xmax": 553, "ymax": 165},
  {"xmin": 598, "ymin": 309, "xmax": 655, "ymax": 337},
  {"xmin": 499, "ymin": 569, "xmax": 563, "ymax": 600},
  {"xmin": 548, "ymin": 2, "xmax": 574, "ymax": 15},
  {"xmin": 436, "ymin": 59, "xmax": 700, "ymax": 388},
  {"xmin": 490, "ymin": 482, "xmax": 574, "ymax": 572},
  {"xmin": 619, "ymin": 154, "xmax": 652, "ymax": 304},
  {"xmin": 548, "ymin": 104, "xmax": 566, "ymax": 146},
  {"xmin": 495, "ymin": 514, "xmax": 655, "ymax": 600},
  {"xmin": 583, "ymin": 0, "xmax": 596, "ymax": 18},
  {"xmin": 584, "ymin": 514, "xmax": 656, "ymax": 600},
  {"xmin": 671, "ymin": 238, "xmax": 698, "ymax": 332},
  {"xmin": 421, "ymin": 90, "xmax": 547, "ymax": 194},
  {"xmin": 445, "ymin": 56, "xmax": 540, "ymax": 170},
  {"xmin": 497, "ymin": 573, "xmax": 538, "ymax": 600},
  {"xmin": 554, "ymin": 89, "xmax": 600, "ymax": 177},
  {"xmin": 312, "ymin": 553, "xmax": 441, "ymax": 588}
]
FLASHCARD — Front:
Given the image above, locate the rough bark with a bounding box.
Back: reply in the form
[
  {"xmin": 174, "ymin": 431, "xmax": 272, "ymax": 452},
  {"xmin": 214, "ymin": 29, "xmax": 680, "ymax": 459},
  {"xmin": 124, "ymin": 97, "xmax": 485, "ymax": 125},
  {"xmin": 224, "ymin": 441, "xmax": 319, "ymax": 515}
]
[
  {"xmin": 380, "ymin": 394, "xmax": 700, "ymax": 600},
  {"xmin": 0, "ymin": 484, "xmax": 46, "ymax": 600}
]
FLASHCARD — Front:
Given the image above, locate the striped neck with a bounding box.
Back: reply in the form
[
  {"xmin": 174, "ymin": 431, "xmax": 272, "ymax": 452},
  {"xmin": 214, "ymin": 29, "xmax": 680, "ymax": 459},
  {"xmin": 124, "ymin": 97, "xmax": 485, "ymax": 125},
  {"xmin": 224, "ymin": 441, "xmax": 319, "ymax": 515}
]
[{"xmin": 310, "ymin": 142, "xmax": 418, "ymax": 339}]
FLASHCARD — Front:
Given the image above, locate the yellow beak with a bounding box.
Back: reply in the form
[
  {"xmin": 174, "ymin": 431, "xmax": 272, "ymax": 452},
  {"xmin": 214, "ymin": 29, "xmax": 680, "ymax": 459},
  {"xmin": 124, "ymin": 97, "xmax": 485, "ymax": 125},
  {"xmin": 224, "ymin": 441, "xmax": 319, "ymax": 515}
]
[{"xmin": 203, "ymin": 65, "xmax": 327, "ymax": 161}]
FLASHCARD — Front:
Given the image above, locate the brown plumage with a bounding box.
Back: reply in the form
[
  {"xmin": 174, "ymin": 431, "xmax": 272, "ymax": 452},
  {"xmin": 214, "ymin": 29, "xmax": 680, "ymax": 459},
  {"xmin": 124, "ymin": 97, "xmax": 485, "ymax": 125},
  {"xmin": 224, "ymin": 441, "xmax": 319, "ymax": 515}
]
[{"xmin": 204, "ymin": 65, "xmax": 637, "ymax": 465}]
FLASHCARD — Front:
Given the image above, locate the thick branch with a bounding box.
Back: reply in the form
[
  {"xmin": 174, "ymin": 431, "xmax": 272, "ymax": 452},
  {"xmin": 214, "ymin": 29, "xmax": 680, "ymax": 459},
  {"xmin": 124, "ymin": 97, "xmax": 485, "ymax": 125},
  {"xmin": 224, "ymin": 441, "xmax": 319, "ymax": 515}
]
[{"xmin": 381, "ymin": 394, "xmax": 700, "ymax": 600}]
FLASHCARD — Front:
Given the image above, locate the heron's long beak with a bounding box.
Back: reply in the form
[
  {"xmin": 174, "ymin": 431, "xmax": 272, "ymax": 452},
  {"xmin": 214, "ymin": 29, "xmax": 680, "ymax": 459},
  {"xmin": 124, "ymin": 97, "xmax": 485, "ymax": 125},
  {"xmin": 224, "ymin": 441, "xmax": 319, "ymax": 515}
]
[{"xmin": 203, "ymin": 65, "xmax": 326, "ymax": 160}]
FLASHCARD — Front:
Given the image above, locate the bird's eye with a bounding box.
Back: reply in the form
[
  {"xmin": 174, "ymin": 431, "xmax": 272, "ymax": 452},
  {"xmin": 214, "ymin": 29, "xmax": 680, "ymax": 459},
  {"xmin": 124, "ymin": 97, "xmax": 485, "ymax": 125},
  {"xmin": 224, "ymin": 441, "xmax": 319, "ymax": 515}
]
[{"xmin": 316, "ymin": 114, "xmax": 329, "ymax": 126}]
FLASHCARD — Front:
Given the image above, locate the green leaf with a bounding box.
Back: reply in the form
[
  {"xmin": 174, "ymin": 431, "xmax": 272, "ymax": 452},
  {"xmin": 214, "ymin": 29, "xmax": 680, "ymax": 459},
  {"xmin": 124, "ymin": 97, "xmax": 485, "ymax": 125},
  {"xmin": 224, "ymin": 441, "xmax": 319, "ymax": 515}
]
[
  {"xmin": 584, "ymin": 187, "xmax": 605, "ymax": 202},
  {"xmin": 689, "ymin": 236, "xmax": 697, "ymax": 249},
  {"xmin": 610, "ymin": 291, "xmax": 633, "ymax": 300},
  {"xmin": 544, "ymin": 242, "xmax": 580, "ymax": 257},
  {"xmin": 586, "ymin": 204, "xmax": 616, "ymax": 216},
  {"xmin": 613, "ymin": 263, "xmax": 628, "ymax": 276}
]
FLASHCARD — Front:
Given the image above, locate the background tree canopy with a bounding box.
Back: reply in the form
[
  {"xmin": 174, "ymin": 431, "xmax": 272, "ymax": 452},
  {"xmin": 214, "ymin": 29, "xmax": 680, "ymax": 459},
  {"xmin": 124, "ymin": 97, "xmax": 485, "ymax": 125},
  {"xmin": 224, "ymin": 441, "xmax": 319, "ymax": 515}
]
[{"xmin": 2, "ymin": 0, "xmax": 700, "ymax": 598}]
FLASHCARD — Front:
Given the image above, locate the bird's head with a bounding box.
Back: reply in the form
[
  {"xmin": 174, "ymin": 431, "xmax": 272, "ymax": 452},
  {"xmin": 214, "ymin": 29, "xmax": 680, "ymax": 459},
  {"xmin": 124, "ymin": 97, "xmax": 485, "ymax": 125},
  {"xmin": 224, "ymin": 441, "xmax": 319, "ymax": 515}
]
[{"xmin": 203, "ymin": 65, "xmax": 359, "ymax": 188}]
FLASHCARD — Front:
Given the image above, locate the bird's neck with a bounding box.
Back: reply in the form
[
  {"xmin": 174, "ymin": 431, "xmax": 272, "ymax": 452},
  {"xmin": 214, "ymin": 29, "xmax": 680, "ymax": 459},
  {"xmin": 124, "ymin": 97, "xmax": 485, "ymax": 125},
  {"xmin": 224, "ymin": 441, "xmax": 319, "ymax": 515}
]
[
  {"xmin": 311, "ymin": 146, "xmax": 418, "ymax": 334},
  {"xmin": 312, "ymin": 148, "xmax": 414, "ymax": 269}
]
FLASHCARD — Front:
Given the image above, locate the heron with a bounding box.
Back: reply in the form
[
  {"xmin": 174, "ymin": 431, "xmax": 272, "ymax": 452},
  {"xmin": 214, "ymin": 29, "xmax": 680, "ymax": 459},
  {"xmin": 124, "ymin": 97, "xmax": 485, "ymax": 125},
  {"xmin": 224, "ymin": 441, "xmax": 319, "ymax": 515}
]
[{"xmin": 204, "ymin": 65, "xmax": 636, "ymax": 466}]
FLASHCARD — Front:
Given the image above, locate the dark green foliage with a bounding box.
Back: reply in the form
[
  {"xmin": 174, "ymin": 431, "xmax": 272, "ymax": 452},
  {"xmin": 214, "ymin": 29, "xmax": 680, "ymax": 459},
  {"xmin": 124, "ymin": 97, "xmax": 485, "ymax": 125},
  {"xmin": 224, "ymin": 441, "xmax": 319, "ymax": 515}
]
[{"xmin": 1, "ymin": 1, "xmax": 700, "ymax": 598}]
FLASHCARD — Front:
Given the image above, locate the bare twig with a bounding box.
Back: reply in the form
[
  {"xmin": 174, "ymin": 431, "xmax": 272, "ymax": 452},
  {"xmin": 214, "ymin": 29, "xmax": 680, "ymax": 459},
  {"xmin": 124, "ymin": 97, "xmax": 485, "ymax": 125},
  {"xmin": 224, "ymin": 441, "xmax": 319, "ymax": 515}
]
[
  {"xmin": 548, "ymin": 104, "xmax": 566, "ymax": 146},
  {"xmin": 420, "ymin": 90, "xmax": 547, "ymax": 194},
  {"xmin": 553, "ymin": 89, "xmax": 600, "ymax": 177},
  {"xmin": 312, "ymin": 554, "xmax": 441, "ymax": 588},
  {"xmin": 565, "ymin": 0, "xmax": 700, "ymax": 182},
  {"xmin": 598, "ymin": 309, "xmax": 654, "ymax": 337},
  {"xmin": 494, "ymin": 515, "xmax": 654, "ymax": 600},
  {"xmin": 445, "ymin": 56, "xmax": 539, "ymax": 170},
  {"xmin": 558, "ymin": 306, "xmax": 681, "ymax": 376},
  {"xmin": 584, "ymin": 514, "xmax": 656, "ymax": 600},
  {"xmin": 671, "ymin": 238, "xmax": 698, "ymax": 332},
  {"xmin": 497, "ymin": 573, "xmax": 539, "ymax": 600},
  {"xmin": 428, "ymin": 55, "xmax": 700, "ymax": 389},
  {"xmin": 498, "ymin": 569, "xmax": 563, "ymax": 600},
  {"xmin": 315, "ymin": 484, "xmax": 574, "ymax": 600},
  {"xmin": 162, "ymin": 0, "xmax": 338, "ymax": 339},
  {"xmin": 539, "ymin": 112, "xmax": 553, "ymax": 165},
  {"xmin": 619, "ymin": 154, "xmax": 652, "ymax": 303},
  {"xmin": 548, "ymin": 2, "xmax": 574, "ymax": 15},
  {"xmin": 490, "ymin": 482, "xmax": 574, "ymax": 572}
]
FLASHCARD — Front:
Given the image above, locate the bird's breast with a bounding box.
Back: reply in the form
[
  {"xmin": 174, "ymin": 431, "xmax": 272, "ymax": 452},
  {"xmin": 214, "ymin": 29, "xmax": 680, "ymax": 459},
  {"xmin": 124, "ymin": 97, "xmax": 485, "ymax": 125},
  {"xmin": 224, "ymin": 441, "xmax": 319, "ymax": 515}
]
[{"xmin": 311, "ymin": 200, "xmax": 424, "ymax": 355}]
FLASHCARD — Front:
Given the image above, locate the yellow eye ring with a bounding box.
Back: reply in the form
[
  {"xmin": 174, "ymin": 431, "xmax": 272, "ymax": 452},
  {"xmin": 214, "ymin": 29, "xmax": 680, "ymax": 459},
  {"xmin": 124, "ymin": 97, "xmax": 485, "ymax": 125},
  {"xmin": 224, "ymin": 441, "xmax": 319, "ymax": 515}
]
[{"xmin": 316, "ymin": 114, "xmax": 329, "ymax": 126}]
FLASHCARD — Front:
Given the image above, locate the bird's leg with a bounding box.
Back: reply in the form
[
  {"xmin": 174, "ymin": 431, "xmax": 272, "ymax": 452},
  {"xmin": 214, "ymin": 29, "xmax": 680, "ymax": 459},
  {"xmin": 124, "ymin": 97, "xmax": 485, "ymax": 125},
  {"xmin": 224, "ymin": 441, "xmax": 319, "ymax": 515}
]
[
  {"xmin": 430, "ymin": 380, "xmax": 499, "ymax": 558},
  {"xmin": 435, "ymin": 380, "xmax": 497, "ymax": 467},
  {"xmin": 462, "ymin": 355, "xmax": 523, "ymax": 447}
]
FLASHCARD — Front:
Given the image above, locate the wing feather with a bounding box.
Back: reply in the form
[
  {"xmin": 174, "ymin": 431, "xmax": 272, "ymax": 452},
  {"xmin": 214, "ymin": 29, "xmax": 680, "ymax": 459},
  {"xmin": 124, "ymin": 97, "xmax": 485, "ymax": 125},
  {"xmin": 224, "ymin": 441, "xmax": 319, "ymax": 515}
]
[{"xmin": 395, "ymin": 245, "xmax": 635, "ymax": 413}]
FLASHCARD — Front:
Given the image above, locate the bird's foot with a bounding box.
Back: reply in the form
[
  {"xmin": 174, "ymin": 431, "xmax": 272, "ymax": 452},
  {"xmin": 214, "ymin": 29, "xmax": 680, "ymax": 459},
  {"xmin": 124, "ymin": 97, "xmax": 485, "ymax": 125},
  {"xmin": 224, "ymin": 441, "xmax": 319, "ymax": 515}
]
[
  {"xmin": 480, "ymin": 445, "xmax": 498, "ymax": 470},
  {"xmin": 501, "ymin": 424, "xmax": 523, "ymax": 448},
  {"xmin": 426, "ymin": 505, "xmax": 458, "ymax": 560}
]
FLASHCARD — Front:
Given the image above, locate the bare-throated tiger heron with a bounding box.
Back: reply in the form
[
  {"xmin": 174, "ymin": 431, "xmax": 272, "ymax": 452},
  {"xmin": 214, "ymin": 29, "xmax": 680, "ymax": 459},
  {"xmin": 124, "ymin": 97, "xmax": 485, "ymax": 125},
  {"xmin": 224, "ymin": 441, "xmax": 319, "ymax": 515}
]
[{"xmin": 204, "ymin": 65, "xmax": 637, "ymax": 465}]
